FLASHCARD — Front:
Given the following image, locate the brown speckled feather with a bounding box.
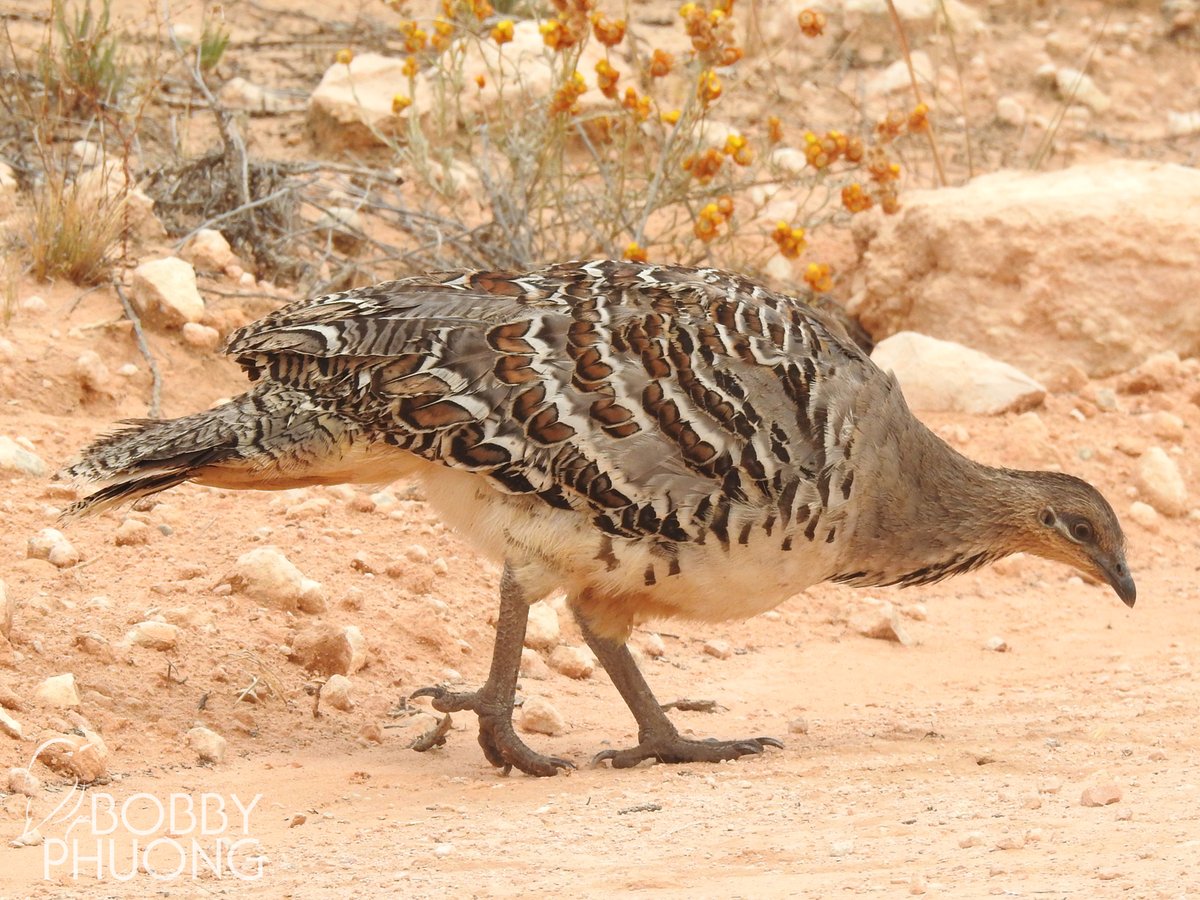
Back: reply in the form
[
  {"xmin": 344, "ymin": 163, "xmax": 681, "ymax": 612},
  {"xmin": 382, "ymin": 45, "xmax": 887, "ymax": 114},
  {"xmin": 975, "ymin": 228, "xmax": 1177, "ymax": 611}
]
[{"xmin": 63, "ymin": 259, "xmax": 1133, "ymax": 639}]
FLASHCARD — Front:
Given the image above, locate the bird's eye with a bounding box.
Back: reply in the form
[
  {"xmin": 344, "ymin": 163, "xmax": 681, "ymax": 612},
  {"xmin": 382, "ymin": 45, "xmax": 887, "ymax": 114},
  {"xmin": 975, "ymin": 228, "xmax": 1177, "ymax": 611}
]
[{"xmin": 1071, "ymin": 521, "xmax": 1094, "ymax": 543}]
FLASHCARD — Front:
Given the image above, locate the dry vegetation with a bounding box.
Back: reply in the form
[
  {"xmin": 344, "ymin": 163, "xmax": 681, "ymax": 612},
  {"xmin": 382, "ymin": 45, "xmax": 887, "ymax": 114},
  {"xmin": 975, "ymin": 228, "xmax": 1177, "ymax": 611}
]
[{"xmin": 1, "ymin": 0, "xmax": 945, "ymax": 302}]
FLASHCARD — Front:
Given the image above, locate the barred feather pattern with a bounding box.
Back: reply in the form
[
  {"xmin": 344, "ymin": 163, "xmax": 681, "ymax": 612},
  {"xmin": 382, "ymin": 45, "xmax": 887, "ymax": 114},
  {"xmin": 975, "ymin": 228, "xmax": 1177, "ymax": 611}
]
[{"xmin": 64, "ymin": 259, "xmax": 1022, "ymax": 636}]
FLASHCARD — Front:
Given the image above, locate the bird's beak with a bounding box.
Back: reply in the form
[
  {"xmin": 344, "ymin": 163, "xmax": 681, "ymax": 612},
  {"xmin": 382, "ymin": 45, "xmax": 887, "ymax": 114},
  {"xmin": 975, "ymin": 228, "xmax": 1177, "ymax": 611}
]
[{"xmin": 1095, "ymin": 551, "xmax": 1136, "ymax": 608}]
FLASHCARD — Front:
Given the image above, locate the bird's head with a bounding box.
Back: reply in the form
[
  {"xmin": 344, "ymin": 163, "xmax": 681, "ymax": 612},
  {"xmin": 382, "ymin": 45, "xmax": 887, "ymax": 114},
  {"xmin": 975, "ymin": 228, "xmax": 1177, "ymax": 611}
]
[{"xmin": 1011, "ymin": 470, "xmax": 1135, "ymax": 607}]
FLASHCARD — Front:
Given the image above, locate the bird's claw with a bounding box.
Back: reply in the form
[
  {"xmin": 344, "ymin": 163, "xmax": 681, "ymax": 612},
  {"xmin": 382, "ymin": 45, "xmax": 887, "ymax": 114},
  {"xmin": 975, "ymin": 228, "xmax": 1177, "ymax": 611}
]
[{"xmin": 591, "ymin": 734, "xmax": 783, "ymax": 769}]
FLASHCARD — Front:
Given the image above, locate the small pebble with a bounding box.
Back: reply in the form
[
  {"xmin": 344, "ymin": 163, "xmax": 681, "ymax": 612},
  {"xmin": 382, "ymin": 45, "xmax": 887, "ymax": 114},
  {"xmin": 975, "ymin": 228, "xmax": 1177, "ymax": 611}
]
[
  {"xmin": 35, "ymin": 673, "xmax": 80, "ymax": 708},
  {"xmin": 519, "ymin": 647, "xmax": 551, "ymax": 680},
  {"xmin": 517, "ymin": 696, "xmax": 565, "ymax": 736},
  {"xmin": 703, "ymin": 639, "xmax": 732, "ymax": 660},
  {"xmin": 187, "ymin": 725, "xmax": 227, "ymax": 764},
  {"xmin": 127, "ymin": 620, "xmax": 179, "ymax": 650},
  {"xmin": 547, "ymin": 645, "xmax": 594, "ymax": 679},
  {"xmin": 1136, "ymin": 447, "xmax": 1188, "ymax": 517},
  {"xmin": 322, "ymin": 674, "xmax": 354, "ymax": 711},
  {"xmin": 1128, "ymin": 501, "xmax": 1159, "ymax": 531},
  {"xmin": 524, "ymin": 602, "xmax": 560, "ymax": 651},
  {"xmin": 1080, "ymin": 771, "xmax": 1122, "ymax": 807},
  {"xmin": 984, "ymin": 636, "xmax": 1009, "ymax": 653}
]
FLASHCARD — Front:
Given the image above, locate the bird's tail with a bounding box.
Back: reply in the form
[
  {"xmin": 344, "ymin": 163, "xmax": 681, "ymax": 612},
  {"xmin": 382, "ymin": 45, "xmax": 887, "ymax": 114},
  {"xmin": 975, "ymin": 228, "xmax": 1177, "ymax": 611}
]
[{"xmin": 60, "ymin": 382, "xmax": 388, "ymax": 518}]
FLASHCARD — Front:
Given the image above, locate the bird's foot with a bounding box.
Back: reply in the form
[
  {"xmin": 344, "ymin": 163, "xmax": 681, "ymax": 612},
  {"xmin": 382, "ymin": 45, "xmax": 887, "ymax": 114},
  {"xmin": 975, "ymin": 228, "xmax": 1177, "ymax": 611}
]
[
  {"xmin": 410, "ymin": 684, "xmax": 574, "ymax": 777},
  {"xmin": 591, "ymin": 733, "xmax": 783, "ymax": 769},
  {"xmin": 410, "ymin": 684, "xmax": 479, "ymax": 713},
  {"xmin": 477, "ymin": 712, "xmax": 575, "ymax": 777}
]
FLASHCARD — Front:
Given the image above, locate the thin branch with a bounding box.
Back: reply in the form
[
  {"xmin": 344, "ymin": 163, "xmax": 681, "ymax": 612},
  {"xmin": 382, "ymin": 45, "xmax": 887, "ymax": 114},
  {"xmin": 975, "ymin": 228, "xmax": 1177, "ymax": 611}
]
[
  {"xmin": 112, "ymin": 281, "xmax": 162, "ymax": 418},
  {"xmin": 885, "ymin": 0, "xmax": 947, "ymax": 187}
]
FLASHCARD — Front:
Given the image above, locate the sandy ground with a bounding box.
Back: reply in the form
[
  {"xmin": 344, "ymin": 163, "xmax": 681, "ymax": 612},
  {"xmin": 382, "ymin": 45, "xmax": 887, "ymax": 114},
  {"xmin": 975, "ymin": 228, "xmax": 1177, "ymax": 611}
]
[
  {"xmin": 3, "ymin": 0, "xmax": 1200, "ymax": 896},
  {"xmin": 1, "ymin": 273, "xmax": 1198, "ymax": 900}
]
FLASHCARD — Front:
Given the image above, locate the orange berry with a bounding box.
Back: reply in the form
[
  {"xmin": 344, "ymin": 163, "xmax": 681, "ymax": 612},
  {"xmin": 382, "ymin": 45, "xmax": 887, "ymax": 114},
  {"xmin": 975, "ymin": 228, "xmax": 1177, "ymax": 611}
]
[
  {"xmin": 649, "ymin": 48, "xmax": 675, "ymax": 78},
  {"xmin": 624, "ymin": 241, "xmax": 648, "ymax": 263},
  {"xmin": 491, "ymin": 19, "xmax": 514, "ymax": 44},
  {"xmin": 798, "ymin": 9, "xmax": 826, "ymax": 37}
]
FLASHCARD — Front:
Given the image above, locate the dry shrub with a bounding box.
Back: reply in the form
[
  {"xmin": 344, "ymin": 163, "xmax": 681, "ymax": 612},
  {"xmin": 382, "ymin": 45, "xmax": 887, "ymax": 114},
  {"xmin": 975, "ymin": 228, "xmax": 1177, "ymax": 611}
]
[
  {"xmin": 365, "ymin": 1, "xmax": 927, "ymax": 282},
  {"xmin": 24, "ymin": 168, "xmax": 124, "ymax": 285}
]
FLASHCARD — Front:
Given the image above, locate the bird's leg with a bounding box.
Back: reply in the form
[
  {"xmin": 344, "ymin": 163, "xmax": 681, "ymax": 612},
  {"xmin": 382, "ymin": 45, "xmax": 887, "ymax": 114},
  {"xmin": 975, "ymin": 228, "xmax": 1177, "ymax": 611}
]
[
  {"xmin": 576, "ymin": 614, "xmax": 782, "ymax": 768},
  {"xmin": 411, "ymin": 562, "xmax": 574, "ymax": 777}
]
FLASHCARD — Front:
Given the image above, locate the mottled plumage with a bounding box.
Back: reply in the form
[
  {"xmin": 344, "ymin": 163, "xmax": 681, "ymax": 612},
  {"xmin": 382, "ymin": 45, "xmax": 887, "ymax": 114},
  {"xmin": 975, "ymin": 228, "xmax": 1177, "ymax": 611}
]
[{"xmin": 64, "ymin": 259, "xmax": 1134, "ymax": 775}]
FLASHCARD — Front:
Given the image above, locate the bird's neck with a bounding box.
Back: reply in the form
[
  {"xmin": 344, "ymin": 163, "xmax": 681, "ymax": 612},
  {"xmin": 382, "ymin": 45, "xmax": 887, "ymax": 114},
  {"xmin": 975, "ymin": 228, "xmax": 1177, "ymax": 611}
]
[{"xmin": 840, "ymin": 423, "xmax": 1035, "ymax": 588}]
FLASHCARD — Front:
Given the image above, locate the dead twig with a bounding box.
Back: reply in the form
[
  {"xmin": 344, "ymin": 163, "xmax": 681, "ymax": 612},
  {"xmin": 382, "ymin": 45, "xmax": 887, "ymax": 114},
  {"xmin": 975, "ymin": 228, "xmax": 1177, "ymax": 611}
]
[
  {"xmin": 660, "ymin": 699, "xmax": 726, "ymax": 713},
  {"xmin": 885, "ymin": 0, "xmax": 947, "ymax": 186},
  {"xmin": 409, "ymin": 713, "xmax": 453, "ymax": 752},
  {"xmin": 112, "ymin": 281, "xmax": 162, "ymax": 417}
]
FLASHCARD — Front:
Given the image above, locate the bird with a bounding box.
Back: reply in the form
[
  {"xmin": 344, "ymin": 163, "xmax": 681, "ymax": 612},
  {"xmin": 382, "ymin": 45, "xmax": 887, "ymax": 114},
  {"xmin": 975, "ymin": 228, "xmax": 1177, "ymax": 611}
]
[{"xmin": 62, "ymin": 259, "xmax": 1135, "ymax": 776}]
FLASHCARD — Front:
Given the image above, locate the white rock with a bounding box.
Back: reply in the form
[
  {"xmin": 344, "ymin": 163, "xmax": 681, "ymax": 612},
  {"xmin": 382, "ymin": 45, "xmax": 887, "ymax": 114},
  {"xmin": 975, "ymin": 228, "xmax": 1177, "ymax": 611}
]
[
  {"xmin": 307, "ymin": 53, "xmax": 429, "ymax": 153},
  {"xmin": 984, "ymin": 636, "xmax": 1009, "ymax": 652},
  {"xmin": 27, "ymin": 528, "xmax": 79, "ymax": 568},
  {"xmin": 114, "ymin": 518, "xmax": 152, "ymax": 546},
  {"xmin": 520, "ymin": 647, "xmax": 551, "ymax": 679},
  {"xmin": 1128, "ymin": 501, "xmax": 1159, "ymax": 531},
  {"xmin": 130, "ymin": 257, "xmax": 206, "ymax": 328},
  {"xmin": 322, "ymin": 674, "xmax": 354, "ymax": 710},
  {"xmin": 226, "ymin": 547, "xmax": 326, "ymax": 613},
  {"xmin": 37, "ymin": 729, "xmax": 108, "ymax": 781},
  {"xmin": 639, "ymin": 632, "xmax": 666, "ymax": 658},
  {"xmin": 0, "ymin": 161, "xmax": 16, "ymax": 194},
  {"xmin": 35, "ymin": 673, "xmax": 80, "ymax": 708},
  {"xmin": 872, "ymin": 332, "xmax": 1045, "ymax": 415},
  {"xmin": 524, "ymin": 601, "xmax": 560, "ymax": 651},
  {"xmin": 182, "ymin": 229, "xmax": 235, "ymax": 272},
  {"xmin": 517, "ymin": 696, "xmax": 566, "ymax": 736},
  {"xmin": 763, "ymin": 253, "xmax": 795, "ymax": 284},
  {"xmin": 127, "ymin": 620, "xmax": 179, "ymax": 650},
  {"xmin": 0, "ymin": 708, "xmax": 23, "ymax": 740},
  {"xmin": 1136, "ymin": 447, "xmax": 1188, "ymax": 517},
  {"xmin": 1080, "ymin": 771, "xmax": 1122, "ymax": 806},
  {"xmin": 1148, "ymin": 411, "xmax": 1184, "ymax": 442},
  {"xmin": 996, "ymin": 95, "xmax": 1026, "ymax": 127},
  {"xmin": 20, "ymin": 295, "xmax": 48, "ymax": 314},
  {"xmin": 703, "ymin": 638, "xmax": 733, "ymax": 659},
  {"xmin": 852, "ymin": 601, "xmax": 912, "ymax": 645},
  {"xmin": 74, "ymin": 351, "xmax": 112, "ymax": 394},
  {"xmin": 769, "ymin": 147, "xmax": 808, "ymax": 178},
  {"xmin": 1167, "ymin": 110, "xmax": 1200, "ymax": 138},
  {"xmin": 7, "ymin": 767, "xmax": 39, "ymax": 796},
  {"xmin": 181, "ymin": 322, "xmax": 222, "ymax": 353},
  {"xmin": 866, "ymin": 52, "xmax": 935, "ymax": 98},
  {"xmin": 851, "ymin": 162, "xmax": 1200, "ymax": 379},
  {"xmin": 547, "ymin": 645, "xmax": 594, "ymax": 680},
  {"xmin": 289, "ymin": 624, "xmax": 368, "ymax": 676},
  {"xmin": 187, "ymin": 725, "xmax": 228, "ymax": 764},
  {"xmin": 308, "ymin": 22, "xmax": 611, "ymax": 153},
  {"xmin": 0, "ymin": 436, "xmax": 47, "ymax": 476},
  {"xmin": 1055, "ymin": 67, "xmax": 1111, "ymax": 113}
]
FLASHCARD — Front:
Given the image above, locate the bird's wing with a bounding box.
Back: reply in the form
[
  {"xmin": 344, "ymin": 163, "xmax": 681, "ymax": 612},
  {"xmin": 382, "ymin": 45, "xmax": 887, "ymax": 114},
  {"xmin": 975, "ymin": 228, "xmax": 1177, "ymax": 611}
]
[{"xmin": 224, "ymin": 260, "xmax": 880, "ymax": 542}]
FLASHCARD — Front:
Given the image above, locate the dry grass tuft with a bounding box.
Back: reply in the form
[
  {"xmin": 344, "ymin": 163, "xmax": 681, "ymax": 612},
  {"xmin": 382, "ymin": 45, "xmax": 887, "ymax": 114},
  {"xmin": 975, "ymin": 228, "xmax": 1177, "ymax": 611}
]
[{"xmin": 24, "ymin": 169, "xmax": 124, "ymax": 285}]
